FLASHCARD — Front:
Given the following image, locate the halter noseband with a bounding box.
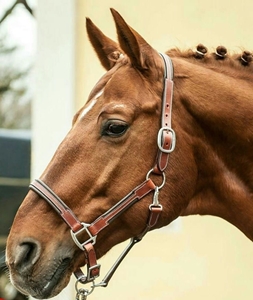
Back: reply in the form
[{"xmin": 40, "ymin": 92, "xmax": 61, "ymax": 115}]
[{"xmin": 29, "ymin": 53, "xmax": 175, "ymax": 299}]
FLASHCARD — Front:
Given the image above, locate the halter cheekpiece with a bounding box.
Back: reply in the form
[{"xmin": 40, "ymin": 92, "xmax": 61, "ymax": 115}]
[{"xmin": 29, "ymin": 53, "xmax": 175, "ymax": 299}]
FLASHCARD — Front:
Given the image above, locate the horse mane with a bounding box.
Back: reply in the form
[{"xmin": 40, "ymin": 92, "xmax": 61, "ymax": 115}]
[{"xmin": 167, "ymin": 45, "xmax": 253, "ymax": 81}]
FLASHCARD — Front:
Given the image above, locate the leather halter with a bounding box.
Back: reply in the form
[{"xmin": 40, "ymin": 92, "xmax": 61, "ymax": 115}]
[{"xmin": 29, "ymin": 53, "xmax": 175, "ymax": 295}]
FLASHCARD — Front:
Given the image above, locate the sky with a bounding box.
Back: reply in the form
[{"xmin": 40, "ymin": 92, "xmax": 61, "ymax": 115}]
[{"xmin": 0, "ymin": 0, "xmax": 37, "ymax": 62}]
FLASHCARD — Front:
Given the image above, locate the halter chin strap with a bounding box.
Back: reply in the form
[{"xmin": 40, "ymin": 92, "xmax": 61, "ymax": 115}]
[{"xmin": 29, "ymin": 52, "xmax": 175, "ymax": 295}]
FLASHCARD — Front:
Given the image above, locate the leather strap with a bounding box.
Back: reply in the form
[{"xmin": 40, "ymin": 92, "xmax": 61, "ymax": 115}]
[
  {"xmin": 88, "ymin": 179, "xmax": 156, "ymax": 236},
  {"xmin": 30, "ymin": 178, "xmax": 157, "ymax": 245},
  {"xmin": 148, "ymin": 206, "xmax": 163, "ymax": 228},
  {"xmin": 155, "ymin": 53, "xmax": 175, "ymax": 173},
  {"xmin": 28, "ymin": 53, "xmax": 175, "ymax": 287},
  {"xmin": 30, "ymin": 180, "xmax": 83, "ymax": 233},
  {"xmin": 74, "ymin": 243, "xmax": 100, "ymax": 283}
]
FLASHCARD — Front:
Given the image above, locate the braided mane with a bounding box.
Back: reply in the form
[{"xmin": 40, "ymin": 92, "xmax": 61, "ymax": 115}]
[{"xmin": 167, "ymin": 45, "xmax": 253, "ymax": 81}]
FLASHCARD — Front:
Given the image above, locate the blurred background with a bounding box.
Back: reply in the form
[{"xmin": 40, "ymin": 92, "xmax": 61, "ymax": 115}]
[
  {"xmin": 0, "ymin": 1, "xmax": 35, "ymax": 299},
  {"xmin": 1, "ymin": 1, "xmax": 253, "ymax": 300}
]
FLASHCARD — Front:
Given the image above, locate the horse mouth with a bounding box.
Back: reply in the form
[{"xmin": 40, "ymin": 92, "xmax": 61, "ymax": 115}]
[
  {"xmin": 38, "ymin": 258, "xmax": 71, "ymax": 299},
  {"xmin": 13, "ymin": 257, "xmax": 72, "ymax": 299}
]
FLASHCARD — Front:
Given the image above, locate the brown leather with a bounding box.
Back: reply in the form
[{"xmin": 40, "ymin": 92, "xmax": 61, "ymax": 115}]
[
  {"xmin": 148, "ymin": 206, "xmax": 163, "ymax": 228},
  {"xmin": 29, "ymin": 178, "xmax": 157, "ymax": 284},
  {"xmin": 156, "ymin": 79, "xmax": 174, "ymax": 172},
  {"xmin": 84, "ymin": 243, "xmax": 100, "ymax": 279},
  {"xmin": 28, "ymin": 53, "xmax": 174, "ymax": 287},
  {"xmin": 89, "ymin": 179, "xmax": 156, "ymax": 236},
  {"xmin": 30, "ymin": 180, "xmax": 83, "ymax": 232},
  {"xmin": 74, "ymin": 243, "xmax": 100, "ymax": 283}
]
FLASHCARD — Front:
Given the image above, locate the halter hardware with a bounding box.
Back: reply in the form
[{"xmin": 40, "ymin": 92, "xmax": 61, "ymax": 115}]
[
  {"xmin": 70, "ymin": 223, "xmax": 97, "ymax": 249},
  {"xmin": 29, "ymin": 53, "xmax": 175, "ymax": 299},
  {"xmin": 157, "ymin": 127, "xmax": 176, "ymax": 153}
]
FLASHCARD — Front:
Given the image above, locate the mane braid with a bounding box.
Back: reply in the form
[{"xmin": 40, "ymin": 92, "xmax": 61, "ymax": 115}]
[{"xmin": 167, "ymin": 46, "xmax": 253, "ymax": 81}]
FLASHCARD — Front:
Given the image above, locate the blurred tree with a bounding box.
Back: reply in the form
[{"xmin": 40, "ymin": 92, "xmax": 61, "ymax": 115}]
[
  {"xmin": 0, "ymin": 0, "xmax": 33, "ymax": 24},
  {"xmin": 0, "ymin": 0, "xmax": 34, "ymax": 129},
  {"xmin": 0, "ymin": 39, "xmax": 31, "ymax": 129}
]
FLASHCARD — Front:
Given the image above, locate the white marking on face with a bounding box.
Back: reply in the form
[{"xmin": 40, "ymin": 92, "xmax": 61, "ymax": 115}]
[{"xmin": 78, "ymin": 90, "xmax": 103, "ymax": 121}]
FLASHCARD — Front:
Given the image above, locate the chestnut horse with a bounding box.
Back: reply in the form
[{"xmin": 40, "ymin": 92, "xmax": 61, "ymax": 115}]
[{"xmin": 6, "ymin": 8, "xmax": 253, "ymax": 299}]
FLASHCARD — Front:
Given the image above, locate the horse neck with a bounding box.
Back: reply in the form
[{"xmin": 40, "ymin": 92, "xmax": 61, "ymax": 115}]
[{"xmin": 172, "ymin": 58, "xmax": 253, "ymax": 240}]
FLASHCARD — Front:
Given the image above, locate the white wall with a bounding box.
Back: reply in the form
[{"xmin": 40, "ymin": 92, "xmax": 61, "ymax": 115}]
[
  {"xmin": 31, "ymin": 0, "xmax": 76, "ymax": 299},
  {"xmin": 32, "ymin": 0, "xmax": 76, "ymax": 178}
]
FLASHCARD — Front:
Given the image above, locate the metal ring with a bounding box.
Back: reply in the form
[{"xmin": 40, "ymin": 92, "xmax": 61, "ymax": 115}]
[
  {"xmin": 146, "ymin": 169, "xmax": 166, "ymax": 189},
  {"xmin": 75, "ymin": 279, "xmax": 95, "ymax": 296}
]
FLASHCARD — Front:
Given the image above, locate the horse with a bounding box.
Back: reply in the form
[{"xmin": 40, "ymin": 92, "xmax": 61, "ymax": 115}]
[{"xmin": 5, "ymin": 8, "xmax": 253, "ymax": 299}]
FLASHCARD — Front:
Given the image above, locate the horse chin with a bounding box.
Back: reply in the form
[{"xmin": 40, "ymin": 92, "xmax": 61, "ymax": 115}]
[{"xmin": 10, "ymin": 257, "xmax": 73, "ymax": 299}]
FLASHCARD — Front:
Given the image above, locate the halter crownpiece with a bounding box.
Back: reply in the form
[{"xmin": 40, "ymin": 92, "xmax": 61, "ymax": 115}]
[{"xmin": 29, "ymin": 52, "xmax": 176, "ymax": 299}]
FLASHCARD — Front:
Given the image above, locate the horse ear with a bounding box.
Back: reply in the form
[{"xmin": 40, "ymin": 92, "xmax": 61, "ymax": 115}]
[
  {"xmin": 86, "ymin": 17, "xmax": 122, "ymax": 70},
  {"xmin": 110, "ymin": 8, "xmax": 158, "ymax": 70}
]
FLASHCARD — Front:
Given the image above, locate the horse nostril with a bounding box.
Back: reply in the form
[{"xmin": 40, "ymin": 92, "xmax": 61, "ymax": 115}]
[{"xmin": 15, "ymin": 239, "xmax": 41, "ymax": 273}]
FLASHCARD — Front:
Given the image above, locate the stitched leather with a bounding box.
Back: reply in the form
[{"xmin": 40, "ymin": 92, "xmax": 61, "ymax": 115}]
[
  {"xmin": 155, "ymin": 54, "xmax": 174, "ymax": 173},
  {"xmin": 74, "ymin": 243, "xmax": 100, "ymax": 283},
  {"xmin": 89, "ymin": 179, "xmax": 156, "ymax": 236},
  {"xmin": 156, "ymin": 80, "xmax": 173, "ymax": 171},
  {"xmin": 30, "ymin": 180, "xmax": 83, "ymax": 232},
  {"xmin": 148, "ymin": 206, "xmax": 163, "ymax": 228},
  {"xmin": 28, "ymin": 53, "xmax": 174, "ymax": 286}
]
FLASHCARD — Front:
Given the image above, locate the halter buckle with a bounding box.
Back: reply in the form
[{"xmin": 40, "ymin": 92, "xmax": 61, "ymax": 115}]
[
  {"xmin": 87, "ymin": 264, "xmax": 101, "ymax": 282},
  {"xmin": 157, "ymin": 127, "xmax": 176, "ymax": 153},
  {"xmin": 71, "ymin": 222, "xmax": 97, "ymax": 250}
]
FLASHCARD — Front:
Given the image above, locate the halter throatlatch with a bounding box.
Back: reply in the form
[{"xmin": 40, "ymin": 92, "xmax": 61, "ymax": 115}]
[{"xmin": 29, "ymin": 52, "xmax": 175, "ymax": 299}]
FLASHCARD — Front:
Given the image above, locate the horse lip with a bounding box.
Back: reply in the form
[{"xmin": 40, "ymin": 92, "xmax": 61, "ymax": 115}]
[
  {"xmin": 40, "ymin": 258, "xmax": 71, "ymax": 298},
  {"xmin": 27, "ymin": 257, "xmax": 71, "ymax": 299}
]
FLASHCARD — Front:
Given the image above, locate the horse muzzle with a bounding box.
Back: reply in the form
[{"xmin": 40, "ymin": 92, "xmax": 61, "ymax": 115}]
[{"xmin": 6, "ymin": 237, "xmax": 73, "ymax": 299}]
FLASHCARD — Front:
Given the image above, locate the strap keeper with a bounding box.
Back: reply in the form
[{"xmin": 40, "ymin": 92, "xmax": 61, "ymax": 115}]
[
  {"xmin": 148, "ymin": 205, "xmax": 163, "ymax": 228},
  {"xmin": 147, "ymin": 186, "xmax": 163, "ymax": 228}
]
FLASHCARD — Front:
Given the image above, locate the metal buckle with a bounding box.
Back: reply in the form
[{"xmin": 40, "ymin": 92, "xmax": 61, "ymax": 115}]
[
  {"xmin": 87, "ymin": 264, "xmax": 101, "ymax": 282},
  {"xmin": 75, "ymin": 263, "xmax": 101, "ymax": 285},
  {"xmin": 70, "ymin": 223, "xmax": 97, "ymax": 250},
  {"xmin": 157, "ymin": 127, "xmax": 176, "ymax": 153}
]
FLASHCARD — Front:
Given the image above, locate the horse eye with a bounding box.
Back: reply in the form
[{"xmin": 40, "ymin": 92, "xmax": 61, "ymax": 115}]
[{"xmin": 102, "ymin": 121, "xmax": 128, "ymax": 137}]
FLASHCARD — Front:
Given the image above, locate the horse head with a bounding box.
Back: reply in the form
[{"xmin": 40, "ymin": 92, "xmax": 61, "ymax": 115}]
[
  {"xmin": 13, "ymin": 7, "xmax": 253, "ymax": 298},
  {"xmin": 6, "ymin": 9, "xmax": 196, "ymax": 299}
]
